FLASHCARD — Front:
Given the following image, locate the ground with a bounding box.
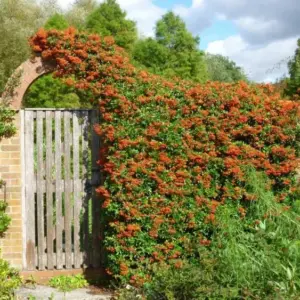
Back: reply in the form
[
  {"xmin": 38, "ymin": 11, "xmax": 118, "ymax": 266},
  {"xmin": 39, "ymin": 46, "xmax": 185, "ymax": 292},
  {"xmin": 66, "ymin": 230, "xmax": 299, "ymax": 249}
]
[{"xmin": 16, "ymin": 285, "xmax": 113, "ymax": 300}]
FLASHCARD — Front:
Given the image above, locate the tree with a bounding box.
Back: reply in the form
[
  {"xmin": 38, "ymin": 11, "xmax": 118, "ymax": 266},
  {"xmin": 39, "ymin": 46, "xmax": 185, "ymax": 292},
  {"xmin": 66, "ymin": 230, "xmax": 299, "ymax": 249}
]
[
  {"xmin": 23, "ymin": 74, "xmax": 90, "ymax": 108},
  {"xmin": 85, "ymin": 0, "xmax": 137, "ymax": 50},
  {"xmin": 205, "ymin": 53, "xmax": 248, "ymax": 82},
  {"xmin": 44, "ymin": 13, "xmax": 69, "ymax": 30},
  {"xmin": 132, "ymin": 38, "xmax": 169, "ymax": 74},
  {"xmin": 0, "ymin": 0, "xmax": 46, "ymax": 94},
  {"xmin": 66, "ymin": 0, "xmax": 97, "ymax": 30},
  {"xmin": 132, "ymin": 12, "xmax": 208, "ymax": 82},
  {"xmin": 285, "ymin": 38, "xmax": 300, "ymax": 100}
]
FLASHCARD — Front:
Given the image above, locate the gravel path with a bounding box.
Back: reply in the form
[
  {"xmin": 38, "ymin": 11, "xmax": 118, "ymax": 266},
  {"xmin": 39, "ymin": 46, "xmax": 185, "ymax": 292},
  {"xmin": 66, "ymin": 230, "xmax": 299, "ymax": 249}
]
[{"xmin": 15, "ymin": 285, "xmax": 113, "ymax": 300}]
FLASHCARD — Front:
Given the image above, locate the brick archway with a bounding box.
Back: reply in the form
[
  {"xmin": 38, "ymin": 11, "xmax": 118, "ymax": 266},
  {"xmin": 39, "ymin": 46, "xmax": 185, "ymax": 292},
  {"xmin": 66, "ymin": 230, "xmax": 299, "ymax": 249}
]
[
  {"xmin": 8, "ymin": 57, "xmax": 55, "ymax": 109},
  {"xmin": 0, "ymin": 57, "xmax": 54, "ymax": 269}
]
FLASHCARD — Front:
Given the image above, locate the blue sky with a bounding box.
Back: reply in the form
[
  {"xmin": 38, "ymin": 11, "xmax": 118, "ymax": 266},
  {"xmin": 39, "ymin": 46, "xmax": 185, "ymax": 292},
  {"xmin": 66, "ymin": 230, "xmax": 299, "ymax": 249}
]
[
  {"xmin": 154, "ymin": 0, "xmax": 238, "ymax": 50},
  {"xmin": 198, "ymin": 20, "xmax": 238, "ymax": 50},
  {"xmin": 153, "ymin": 0, "xmax": 192, "ymax": 9}
]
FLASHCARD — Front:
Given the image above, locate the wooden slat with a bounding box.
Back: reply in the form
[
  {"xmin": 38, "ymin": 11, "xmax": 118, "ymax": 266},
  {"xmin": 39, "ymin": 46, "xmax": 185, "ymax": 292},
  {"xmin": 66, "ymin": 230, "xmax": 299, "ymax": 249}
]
[
  {"xmin": 81, "ymin": 111, "xmax": 90, "ymax": 267},
  {"xmin": 29, "ymin": 180, "xmax": 74, "ymax": 194},
  {"xmin": 73, "ymin": 112, "xmax": 81, "ymax": 268},
  {"xmin": 64, "ymin": 111, "xmax": 73, "ymax": 269},
  {"xmin": 91, "ymin": 110, "xmax": 101, "ymax": 268},
  {"xmin": 55, "ymin": 111, "xmax": 63, "ymax": 269},
  {"xmin": 46, "ymin": 111, "xmax": 54, "ymax": 270},
  {"xmin": 36, "ymin": 111, "xmax": 45, "ymax": 270},
  {"xmin": 25, "ymin": 111, "xmax": 35, "ymax": 270}
]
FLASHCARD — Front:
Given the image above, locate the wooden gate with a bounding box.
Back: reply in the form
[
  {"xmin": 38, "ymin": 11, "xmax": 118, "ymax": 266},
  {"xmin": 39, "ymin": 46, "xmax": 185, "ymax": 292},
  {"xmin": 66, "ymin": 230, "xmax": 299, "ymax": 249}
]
[{"xmin": 21, "ymin": 109, "xmax": 102, "ymax": 271}]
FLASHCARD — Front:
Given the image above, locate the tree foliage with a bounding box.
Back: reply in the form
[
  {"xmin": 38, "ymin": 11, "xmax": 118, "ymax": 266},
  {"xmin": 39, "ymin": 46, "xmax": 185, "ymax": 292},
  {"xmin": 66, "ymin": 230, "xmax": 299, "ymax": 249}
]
[
  {"xmin": 205, "ymin": 53, "xmax": 248, "ymax": 83},
  {"xmin": 133, "ymin": 12, "xmax": 208, "ymax": 83},
  {"xmin": 31, "ymin": 28, "xmax": 300, "ymax": 286},
  {"xmin": 44, "ymin": 13, "xmax": 69, "ymax": 30},
  {"xmin": 85, "ymin": 0, "xmax": 137, "ymax": 50},
  {"xmin": 0, "ymin": 0, "xmax": 46, "ymax": 93},
  {"xmin": 23, "ymin": 74, "xmax": 90, "ymax": 108},
  {"xmin": 66, "ymin": 0, "xmax": 97, "ymax": 30},
  {"xmin": 285, "ymin": 39, "xmax": 300, "ymax": 100}
]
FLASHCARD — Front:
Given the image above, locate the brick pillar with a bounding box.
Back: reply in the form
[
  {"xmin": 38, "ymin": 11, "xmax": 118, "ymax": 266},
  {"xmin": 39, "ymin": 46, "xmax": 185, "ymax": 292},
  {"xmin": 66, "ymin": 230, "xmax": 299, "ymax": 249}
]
[{"xmin": 0, "ymin": 111, "xmax": 23, "ymax": 269}]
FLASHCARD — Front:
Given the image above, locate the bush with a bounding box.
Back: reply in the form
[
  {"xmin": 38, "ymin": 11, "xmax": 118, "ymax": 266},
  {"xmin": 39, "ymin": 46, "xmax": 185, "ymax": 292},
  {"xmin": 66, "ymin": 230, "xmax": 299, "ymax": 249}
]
[
  {"xmin": 0, "ymin": 255, "xmax": 21, "ymax": 300},
  {"xmin": 30, "ymin": 28, "xmax": 300, "ymax": 285}
]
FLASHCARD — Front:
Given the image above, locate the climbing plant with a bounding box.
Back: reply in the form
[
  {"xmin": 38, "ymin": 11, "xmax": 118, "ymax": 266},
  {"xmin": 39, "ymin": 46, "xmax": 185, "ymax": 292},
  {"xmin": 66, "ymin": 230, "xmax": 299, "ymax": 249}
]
[{"xmin": 30, "ymin": 28, "xmax": 300, "ymax": 286}]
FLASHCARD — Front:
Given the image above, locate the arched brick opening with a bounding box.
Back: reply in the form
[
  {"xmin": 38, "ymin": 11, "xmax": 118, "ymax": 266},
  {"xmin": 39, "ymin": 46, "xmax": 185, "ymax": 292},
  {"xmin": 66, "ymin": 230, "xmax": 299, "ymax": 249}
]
[
  {"xmin": 0, "ymin": 57, "xmax": 54, "ymax": 269},
  {"xmin": 7, "ymin": 57, "xmax": 55, "ymax": 109}
]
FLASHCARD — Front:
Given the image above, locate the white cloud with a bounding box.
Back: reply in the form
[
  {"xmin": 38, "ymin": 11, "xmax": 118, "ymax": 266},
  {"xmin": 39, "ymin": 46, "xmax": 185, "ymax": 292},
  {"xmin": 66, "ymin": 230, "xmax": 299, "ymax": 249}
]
[
  {"xmin": 235, "ymin": 17, "xmax": 279, "ymax": 35},
  {"xmin": 206, "ymin": 35, "xmax": 297, "ymax": 82},
  {"xmin": 117, "ymin": 0, "xmax": 165, "ymax": 37},
  {"xmin": 184, "ymin": 0, "xmax": 300, "ymax": 45}
]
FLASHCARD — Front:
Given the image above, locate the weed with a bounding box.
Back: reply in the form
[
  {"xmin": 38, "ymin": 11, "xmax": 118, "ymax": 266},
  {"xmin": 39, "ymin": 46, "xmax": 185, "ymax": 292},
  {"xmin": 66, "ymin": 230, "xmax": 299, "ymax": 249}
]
[{"xmin": 49, "ymin": 274, "xmax": 88, "ymax": 293}]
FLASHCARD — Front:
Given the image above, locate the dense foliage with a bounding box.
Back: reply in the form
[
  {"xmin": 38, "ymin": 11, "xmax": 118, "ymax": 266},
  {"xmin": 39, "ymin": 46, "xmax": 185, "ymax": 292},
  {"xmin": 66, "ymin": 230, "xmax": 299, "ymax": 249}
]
[
  {"xmin": 30, "ymin": 29, "xmax": 300, "ymax": 291},
  {"xmin": 117, "ymin": 171, "xmax": 300, "ymax": 299},
  {"xmin": 0, "ymin": 257, "xmax": 21, "ymax": 300},
  {"xmin": 285, "ymin": 39, "xmax": 300, "ymax": 100},
  {"xmin": 66, "ymin": 0, "xmax": 97, "ymax": 30},
  {"xmin": 117, "ymin": 169, "xmax": 300, "ymax": 300},
  {"xmin": 133, "ymin": 12, "xmax": 208, "ymax": 82},
  {"xmin": 44, "ymin": 13, "xmax": 69, "ymax": 31},
  {"xmin": 0, "ymin": 0, "xmax": 41, "ymax": 93},
  {"xmin": 85, "ymin": 0, "xmax": 137, "ymax": 51},
  {"xmin": 205, "ymin": 53, "xmax": 248, "ymax": 83},
  {"xmin": 23, "ymin": 74, "xmax": 90, "ymax": 108}
]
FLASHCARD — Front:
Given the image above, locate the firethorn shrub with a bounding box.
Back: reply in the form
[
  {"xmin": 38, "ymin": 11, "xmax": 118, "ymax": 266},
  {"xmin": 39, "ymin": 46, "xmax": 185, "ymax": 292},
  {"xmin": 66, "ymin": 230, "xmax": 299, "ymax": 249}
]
[{"xmin": 29, "ymin": 28, "xmax": 300, "ymax": 291}]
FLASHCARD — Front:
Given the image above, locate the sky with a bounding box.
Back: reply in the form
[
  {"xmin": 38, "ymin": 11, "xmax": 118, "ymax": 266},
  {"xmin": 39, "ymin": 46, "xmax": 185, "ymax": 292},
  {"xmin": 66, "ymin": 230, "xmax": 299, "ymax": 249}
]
[{"xmin": 58, "ymin": 0, "xmax": 300, "ymax": 83}]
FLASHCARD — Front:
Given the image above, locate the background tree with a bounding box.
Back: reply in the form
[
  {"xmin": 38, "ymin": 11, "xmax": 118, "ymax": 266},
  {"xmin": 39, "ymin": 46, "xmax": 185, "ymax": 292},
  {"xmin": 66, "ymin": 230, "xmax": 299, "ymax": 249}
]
[
  {"xmin": 0, "ymin": 0, "xmax": 45, "ymax": 94},
  {"xmin": 39, "ymin": 0, "xmax": 60, "ymax": 19},
  {"xmin": 132, "ymin": 12, "xmax": 208, "ymax": 82},
  {"xmin": 23, "ymin": 74, "xmax": 91, "ymax": 108},
  {"xmin": 85, "ymin": 0, "xmax": 137, "ymax": 50},
  {"xmin": 285, "ymin": 38, "xmax": 300, "ymax": 100},
  {"xmin": 205, "ymin": 53, "xmax": 248, "ymax": 82},
  {"xmin": 44, "ymin": 13, "xmax": 69, "ymax": 30},
  {"xmin": 66, "ymin": 0, "xmax": 97, "ymax": 30}
]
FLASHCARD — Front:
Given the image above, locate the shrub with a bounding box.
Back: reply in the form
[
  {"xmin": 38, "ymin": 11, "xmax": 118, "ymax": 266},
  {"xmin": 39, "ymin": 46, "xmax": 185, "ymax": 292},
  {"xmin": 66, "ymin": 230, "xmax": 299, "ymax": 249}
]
[
  {"xmin": 0, "ymin": 200, "xmax": 11, "ymax": 235},
  {"xmin": 0, "ymin": 255, "xmax": 21, "ymax": 300},
  {"xmin": 29, "ymin": 28, "xmax": 300, "ymax": 285}
]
